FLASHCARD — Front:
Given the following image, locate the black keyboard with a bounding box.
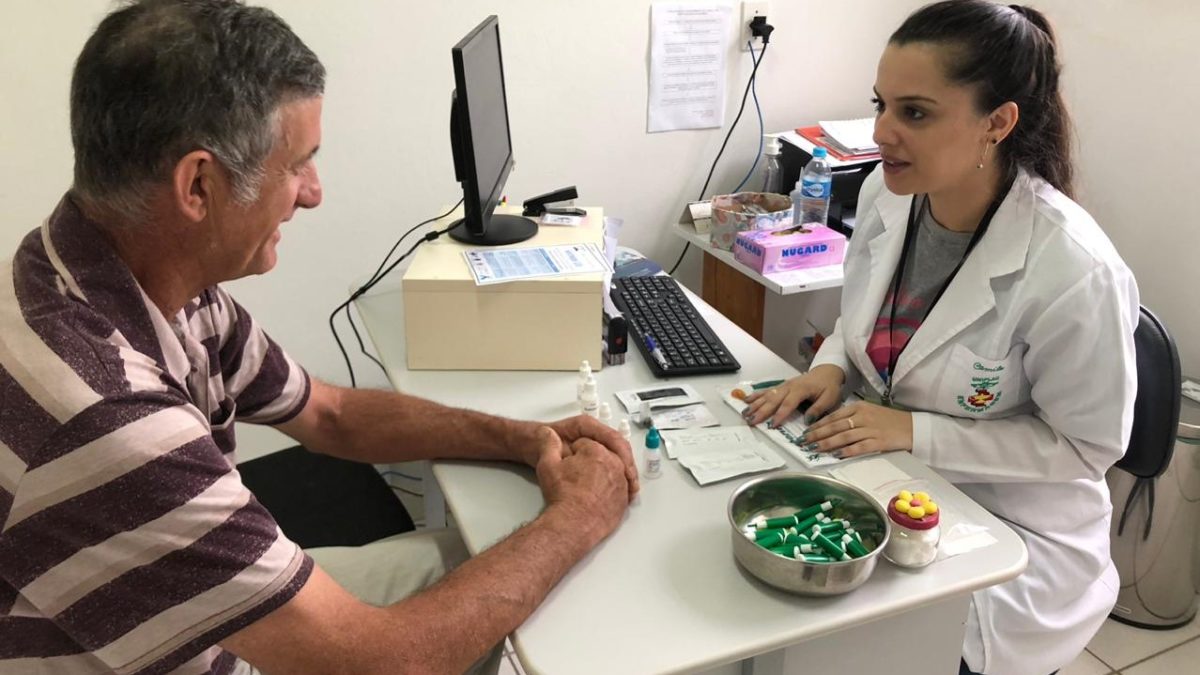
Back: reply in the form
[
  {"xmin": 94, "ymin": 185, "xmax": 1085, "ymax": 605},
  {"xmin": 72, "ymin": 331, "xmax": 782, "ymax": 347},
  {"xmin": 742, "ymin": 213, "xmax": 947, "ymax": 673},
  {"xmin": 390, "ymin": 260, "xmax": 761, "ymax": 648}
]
[{"xmin": 610, "ymin": 276, "xmax": 740, "ymax": 378}]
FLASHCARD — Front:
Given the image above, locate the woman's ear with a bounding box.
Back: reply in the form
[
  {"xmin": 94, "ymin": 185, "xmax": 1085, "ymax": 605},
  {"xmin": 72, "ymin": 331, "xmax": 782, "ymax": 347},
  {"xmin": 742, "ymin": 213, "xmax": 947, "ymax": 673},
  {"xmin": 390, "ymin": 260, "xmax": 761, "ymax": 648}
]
[{"xmin": 988, "ymin": 101, "xmax": 1020, "ymax": 143}]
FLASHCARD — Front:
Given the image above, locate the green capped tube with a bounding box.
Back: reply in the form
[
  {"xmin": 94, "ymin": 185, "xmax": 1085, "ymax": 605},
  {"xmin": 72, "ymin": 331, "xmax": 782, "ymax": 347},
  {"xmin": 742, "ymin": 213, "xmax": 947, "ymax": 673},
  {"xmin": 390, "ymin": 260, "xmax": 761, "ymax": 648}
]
[
  {"xmin": 842, "ymin": 533, "xmax": 870, "ymax": 558},
  {"xmin": 782, "ymin": 532, "xmax": 810, "ymax": 547},
  {"xmin": 794, "ymin": 500, "xmax": 834, "ymax": 521},
  {"xmin": 818, "ymin": 521, "xmax": 846, "ymax": 535},
  {"xmin": 754, "ymin": 526, "xmax": 795, "ymax": 543},
  {"xmin": 797, "ymin": 553, "xmax": 834, "ymax": 563},
  {"xmin": 812, "ymin": 533, "xmax": 851, "ymax": 561},
  {"xmin": 794, "ymin": 515, "xmax": 820, "ymax": 533},
  {"xmin": 761, "ymin": 514, "xmax": 799, "ymax": 529},
  {"xmin": 756, "ymin": 530, "xmax": 789, "ymax": 549},
  {"xmin": 769, "ymin": 545, "xmax": 799, "ymax": 558}
]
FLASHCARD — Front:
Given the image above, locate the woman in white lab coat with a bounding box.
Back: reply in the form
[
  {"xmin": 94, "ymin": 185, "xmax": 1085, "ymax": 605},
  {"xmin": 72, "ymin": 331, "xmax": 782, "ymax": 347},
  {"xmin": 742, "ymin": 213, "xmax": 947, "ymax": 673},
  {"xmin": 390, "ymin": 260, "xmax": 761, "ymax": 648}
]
[{"xmin": 745, "ymin": 2, "xmax": 1139, "ymax": 674}]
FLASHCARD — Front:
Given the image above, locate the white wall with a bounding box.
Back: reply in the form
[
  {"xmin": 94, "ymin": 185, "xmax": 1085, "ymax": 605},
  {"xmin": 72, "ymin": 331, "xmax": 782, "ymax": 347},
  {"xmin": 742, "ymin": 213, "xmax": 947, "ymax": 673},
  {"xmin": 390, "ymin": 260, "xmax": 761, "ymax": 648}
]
[
  {"xmin": 4, "ymin": 1, "xmax": 1192, "ymax": 455},
  {"xmin": 1037, "ymin": 0, "xmax": 1200, "ymax": 371}
]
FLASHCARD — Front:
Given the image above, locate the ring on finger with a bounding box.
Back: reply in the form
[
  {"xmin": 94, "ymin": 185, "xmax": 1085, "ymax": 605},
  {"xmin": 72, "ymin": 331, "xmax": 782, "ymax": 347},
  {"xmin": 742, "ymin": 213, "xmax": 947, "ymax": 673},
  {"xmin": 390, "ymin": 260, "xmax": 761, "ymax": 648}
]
[{"xmin": 847, "ymin": 417, "xmax": 856, "ymax": 431}]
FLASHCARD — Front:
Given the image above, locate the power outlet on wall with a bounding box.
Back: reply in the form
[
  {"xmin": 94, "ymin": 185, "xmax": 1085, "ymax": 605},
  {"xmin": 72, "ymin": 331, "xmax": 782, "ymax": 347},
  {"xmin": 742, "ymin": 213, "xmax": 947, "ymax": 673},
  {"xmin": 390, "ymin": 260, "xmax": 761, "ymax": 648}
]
[{"xmin": 740, "ymin": 1, "xmax": 770, "ymax": 51}]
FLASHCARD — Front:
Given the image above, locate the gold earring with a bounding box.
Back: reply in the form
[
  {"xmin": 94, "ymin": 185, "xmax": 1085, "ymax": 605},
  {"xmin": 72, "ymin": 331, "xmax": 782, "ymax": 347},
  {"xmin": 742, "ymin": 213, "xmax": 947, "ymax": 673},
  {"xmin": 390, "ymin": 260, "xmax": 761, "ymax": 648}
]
[{"xmin": 977, "ymin": 139, "xmax": 999, "ymax": 169}]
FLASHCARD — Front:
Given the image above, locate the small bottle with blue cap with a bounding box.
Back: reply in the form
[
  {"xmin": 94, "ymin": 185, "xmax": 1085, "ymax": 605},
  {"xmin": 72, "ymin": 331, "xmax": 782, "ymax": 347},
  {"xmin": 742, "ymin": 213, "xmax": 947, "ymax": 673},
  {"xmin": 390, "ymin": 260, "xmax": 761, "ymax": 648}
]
[{"xmin": 644, "ymin": 426, "xmax": 662, "ymax": 479}]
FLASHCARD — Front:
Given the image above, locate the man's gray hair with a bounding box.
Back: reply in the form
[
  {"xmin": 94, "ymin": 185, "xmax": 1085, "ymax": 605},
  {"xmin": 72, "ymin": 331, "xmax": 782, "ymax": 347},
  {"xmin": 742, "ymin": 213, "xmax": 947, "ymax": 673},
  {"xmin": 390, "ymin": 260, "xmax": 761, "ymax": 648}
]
[{"xmin": 70, "ymin": 0, "xmax": 325, "ymax": 219}]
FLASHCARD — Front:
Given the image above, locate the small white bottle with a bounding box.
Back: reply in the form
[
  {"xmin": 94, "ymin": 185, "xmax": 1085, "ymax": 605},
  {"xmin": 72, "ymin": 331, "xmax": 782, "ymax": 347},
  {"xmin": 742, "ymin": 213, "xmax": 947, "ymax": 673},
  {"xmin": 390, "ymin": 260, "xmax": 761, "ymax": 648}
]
[
  {"xmin": 598, "ymin": 401, "xmax": 613, "ymax": 426},
  {"xmin": 580, "ymin": 377, "xmax": 599, "ymax": 418},
  {"xmin": 644, "ymin": 426, "xmax": 662, "ymax": 479},
  {"xmin": 576, "ymin": 360, "xmax": 592, "ymax": 411},
  {"xmin": 618, "ymin": 418, "xmax": 632, "ymax": 443}
]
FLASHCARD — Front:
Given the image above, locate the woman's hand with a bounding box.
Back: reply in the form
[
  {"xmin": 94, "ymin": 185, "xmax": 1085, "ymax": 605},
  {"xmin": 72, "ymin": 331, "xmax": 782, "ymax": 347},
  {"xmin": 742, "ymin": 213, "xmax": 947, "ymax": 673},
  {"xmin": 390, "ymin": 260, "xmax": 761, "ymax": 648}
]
[
  {"xmin": 743, "ymin": 365, "xmax": 845, "ymax": 428},
  {"xmin": 799, "ymin": 401, "xmax": 912, "ymax": 459}
]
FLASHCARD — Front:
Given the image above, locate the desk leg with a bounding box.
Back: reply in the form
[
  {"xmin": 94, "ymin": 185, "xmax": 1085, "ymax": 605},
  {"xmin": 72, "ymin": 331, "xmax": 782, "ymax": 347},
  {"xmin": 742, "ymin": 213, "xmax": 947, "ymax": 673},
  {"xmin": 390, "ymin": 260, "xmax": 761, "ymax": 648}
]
[
  {"xmin": 422, "ymin": 461, "xmax": 447, "ymax": 529},
  {"xmin": 741, "ymin": 594, "xmax": 970, "ymax": 675}
]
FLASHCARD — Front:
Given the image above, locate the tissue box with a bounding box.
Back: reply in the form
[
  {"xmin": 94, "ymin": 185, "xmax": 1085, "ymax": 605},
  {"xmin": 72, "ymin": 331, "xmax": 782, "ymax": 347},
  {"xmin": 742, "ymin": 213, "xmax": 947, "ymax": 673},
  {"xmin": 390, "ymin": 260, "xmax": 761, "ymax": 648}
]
[
  {"xmin": 709, "ymin": 192, "xmax": 792, "ymax": 251},
  {"xmin": 733, "ymin": 225, "xmax": 847, "ymax": 274}
]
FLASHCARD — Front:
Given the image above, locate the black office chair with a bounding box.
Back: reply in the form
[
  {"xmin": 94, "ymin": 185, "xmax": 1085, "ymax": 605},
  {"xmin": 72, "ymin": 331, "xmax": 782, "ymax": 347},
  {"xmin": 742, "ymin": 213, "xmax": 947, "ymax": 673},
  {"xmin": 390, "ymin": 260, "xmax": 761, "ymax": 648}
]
[
  {"xmin": 238, "ymin": 445, "xmax": 416, "ymax": 549},
  {"xmin": 1113, "ymin": 306, "xmax": 1181, "ymax": 541}
]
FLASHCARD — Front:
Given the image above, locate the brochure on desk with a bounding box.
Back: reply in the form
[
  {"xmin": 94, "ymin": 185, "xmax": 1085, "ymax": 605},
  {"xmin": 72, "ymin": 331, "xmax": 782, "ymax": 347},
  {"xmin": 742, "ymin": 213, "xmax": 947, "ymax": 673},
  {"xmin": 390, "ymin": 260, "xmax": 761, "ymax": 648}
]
[{"xmin": 464, "ymin": 243, "xmax": 608, "ymax": 285}]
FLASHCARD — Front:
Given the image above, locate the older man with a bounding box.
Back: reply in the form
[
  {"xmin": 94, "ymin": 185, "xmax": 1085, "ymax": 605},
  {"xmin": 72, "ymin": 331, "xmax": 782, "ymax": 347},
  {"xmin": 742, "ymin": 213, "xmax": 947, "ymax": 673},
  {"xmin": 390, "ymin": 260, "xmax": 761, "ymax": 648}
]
[{"xmin": 0, "ymin": 1, "xmax": 636, "ymax": 673}]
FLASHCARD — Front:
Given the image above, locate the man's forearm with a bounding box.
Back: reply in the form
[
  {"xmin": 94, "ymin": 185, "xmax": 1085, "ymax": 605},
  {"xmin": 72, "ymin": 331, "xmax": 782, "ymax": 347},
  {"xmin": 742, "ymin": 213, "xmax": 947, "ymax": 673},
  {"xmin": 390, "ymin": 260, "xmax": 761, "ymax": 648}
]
[
  {"xmin": 296, "ymin": 383, "xmax": 536, "ymax": 465},
  {"xmin": 362, "ymin": 503, "xmax": 596, "ymax": 673}
]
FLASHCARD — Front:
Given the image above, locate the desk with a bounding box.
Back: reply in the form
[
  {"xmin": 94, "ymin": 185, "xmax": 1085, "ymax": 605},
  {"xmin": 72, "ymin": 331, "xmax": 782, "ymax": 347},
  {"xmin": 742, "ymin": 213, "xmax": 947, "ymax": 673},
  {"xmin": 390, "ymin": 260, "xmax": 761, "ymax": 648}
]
[
  {"xmin": 357, "ymin": 283, "xmax": 1026, "ymax": 675},
  {"xmin": 671, "ymin": 224, "xmax": 843, "ymax": 342}
]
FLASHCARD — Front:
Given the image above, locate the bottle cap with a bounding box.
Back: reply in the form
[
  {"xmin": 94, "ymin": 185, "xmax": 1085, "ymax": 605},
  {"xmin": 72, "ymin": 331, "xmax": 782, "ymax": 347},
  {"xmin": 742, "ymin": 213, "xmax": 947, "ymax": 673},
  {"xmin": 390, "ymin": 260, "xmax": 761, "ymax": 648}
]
[
  {"xmin": 618, "ymin": 419, "xmax": 632, "ymax": 437},
  {"xmin": 645, "ymin": 426, "xmax": 661, "ymax": 449},
  {"xmin": 887, "ymin": 494, "xmax": 940, "ymax": 530},
  {"xmin": 579, "ymin": 360, "xmax": 591, "ymax": 377},
  {"xmin": 582, "ymin": 377, "xmax": 597, "ymax": 395},
  {"xmin": 598, "ymin": 402, "xmax": 612, "ymax": 421},
  {"xmin": 764, "ymin": 135, "xmax": 781, "ymax": 155},
  {"xmin": 812, "ymin": 146, "xmax": 828, "ymax": 158}
]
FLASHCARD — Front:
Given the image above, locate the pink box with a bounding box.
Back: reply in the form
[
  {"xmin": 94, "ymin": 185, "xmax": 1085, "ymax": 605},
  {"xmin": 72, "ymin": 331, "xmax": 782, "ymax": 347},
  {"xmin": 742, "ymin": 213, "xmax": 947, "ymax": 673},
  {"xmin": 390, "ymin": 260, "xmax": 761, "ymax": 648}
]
[{"xmin": 733, "ymin": 225, "xmax": 847, "ymax": 274}]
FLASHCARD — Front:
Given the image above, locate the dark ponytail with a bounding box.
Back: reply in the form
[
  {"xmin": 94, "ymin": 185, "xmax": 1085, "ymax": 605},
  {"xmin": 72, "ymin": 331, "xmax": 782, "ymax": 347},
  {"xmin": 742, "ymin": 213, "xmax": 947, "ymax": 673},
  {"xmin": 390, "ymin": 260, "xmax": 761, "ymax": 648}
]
[{"xmin": 891, "ymin": 1, "xmax": 1074, "ymax": 197}]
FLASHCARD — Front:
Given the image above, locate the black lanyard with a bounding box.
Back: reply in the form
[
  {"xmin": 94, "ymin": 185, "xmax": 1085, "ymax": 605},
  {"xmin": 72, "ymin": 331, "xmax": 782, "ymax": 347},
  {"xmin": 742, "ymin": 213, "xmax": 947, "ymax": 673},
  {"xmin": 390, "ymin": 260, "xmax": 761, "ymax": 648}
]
[{"xmin": 882, "ymin": 171, "xmax": 1016, "ymax": 406}]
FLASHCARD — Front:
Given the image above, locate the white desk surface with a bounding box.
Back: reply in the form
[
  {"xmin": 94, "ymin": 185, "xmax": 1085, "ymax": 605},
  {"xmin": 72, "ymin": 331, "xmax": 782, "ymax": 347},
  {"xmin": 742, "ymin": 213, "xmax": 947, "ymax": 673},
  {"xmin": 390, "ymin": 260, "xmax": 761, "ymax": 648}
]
[
  {"xmin": 356, "ymin": 282, "xmax": 1026, "ymax": 675},
  {"xmin": 670, "ymin": 223, "xmax": 844, "ymax": 295}
]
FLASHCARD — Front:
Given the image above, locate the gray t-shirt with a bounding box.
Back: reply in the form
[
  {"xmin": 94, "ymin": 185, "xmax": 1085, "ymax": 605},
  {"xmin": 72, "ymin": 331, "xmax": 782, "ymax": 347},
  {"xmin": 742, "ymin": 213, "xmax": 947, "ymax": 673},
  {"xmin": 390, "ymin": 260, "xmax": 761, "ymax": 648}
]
[{"xmin": 866, "ymin": 196, "xmax": 973, "ymax": 378}]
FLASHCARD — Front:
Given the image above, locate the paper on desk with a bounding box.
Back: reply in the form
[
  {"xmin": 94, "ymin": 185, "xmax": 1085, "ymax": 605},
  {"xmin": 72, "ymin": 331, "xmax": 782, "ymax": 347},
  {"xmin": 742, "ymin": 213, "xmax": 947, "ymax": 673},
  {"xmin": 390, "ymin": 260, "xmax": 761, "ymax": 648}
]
[
  {"xmin": 648, "ymin": 3, "xmax": 731, "ymax": 133},
  {"xmin": 663, "ymin": 426, "xmax": 785, "ymax": 485},
  {"xmin": 616, "ymin": 383, "xmax": 705, "ymax": 414},
  {"xmin": 541, "ymin": 214, "xmax": 584, "ymax": 226},
  {"xmin": 766, "ymin": 264, "xmax": 843, "ymax": 289},
  {"xmin": 464, "ymin": 243, "xmax": 608, "ymax": 286},
  {"xmin": 651, "ymin": 403, "xmax": 719, "ymax": 430},
  {"xmin": 661, "ymin": 426, "xmax": 759, "ymax": 459},
  {"xmin": 718, "ymin": 388, "xmax": 843, "ymax": 468},
  {"xmin": 829, "ymin": 458, "xmax": 998, "ymax": 561},
  {"xmin": 601, "ymin": 217, "xmax": 622, "ymax": 317}
]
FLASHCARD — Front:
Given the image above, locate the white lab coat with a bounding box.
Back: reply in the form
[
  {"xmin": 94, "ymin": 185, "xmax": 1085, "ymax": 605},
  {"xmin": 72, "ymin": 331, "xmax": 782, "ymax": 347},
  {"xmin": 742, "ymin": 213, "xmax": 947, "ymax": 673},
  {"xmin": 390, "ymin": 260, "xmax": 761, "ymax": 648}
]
[{"xmin": 811, "ymin": 166, "xmax": 1139, "ymax": 675}]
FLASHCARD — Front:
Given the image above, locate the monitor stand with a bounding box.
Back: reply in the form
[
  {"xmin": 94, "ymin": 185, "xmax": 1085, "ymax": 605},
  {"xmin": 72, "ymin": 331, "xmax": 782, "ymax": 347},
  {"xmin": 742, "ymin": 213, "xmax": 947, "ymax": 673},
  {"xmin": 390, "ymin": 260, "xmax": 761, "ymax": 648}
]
[{"xmin": 449, "ymin": 214, "xmax": 538, "ymax": 246}]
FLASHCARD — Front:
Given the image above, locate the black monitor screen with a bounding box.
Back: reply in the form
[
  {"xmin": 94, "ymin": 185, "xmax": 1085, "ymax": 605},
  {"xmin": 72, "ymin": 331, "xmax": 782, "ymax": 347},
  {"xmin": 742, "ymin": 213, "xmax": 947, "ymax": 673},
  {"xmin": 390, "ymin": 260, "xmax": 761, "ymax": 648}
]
[
  {"xmin": 448, "ymin": 16, "xmax": 536, "ymax": 246},
  {"xmin": 460, "ymin": 24, "xmax": 510, "ymax": 217}
]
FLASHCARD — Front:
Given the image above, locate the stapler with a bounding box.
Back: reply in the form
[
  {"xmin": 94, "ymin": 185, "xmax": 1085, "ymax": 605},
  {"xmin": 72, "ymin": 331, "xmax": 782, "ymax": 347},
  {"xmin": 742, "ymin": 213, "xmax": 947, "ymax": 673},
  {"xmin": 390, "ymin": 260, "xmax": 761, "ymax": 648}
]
[{"xmin": 523, "ymin": 186, "xmax": 585, "ymax": 217}]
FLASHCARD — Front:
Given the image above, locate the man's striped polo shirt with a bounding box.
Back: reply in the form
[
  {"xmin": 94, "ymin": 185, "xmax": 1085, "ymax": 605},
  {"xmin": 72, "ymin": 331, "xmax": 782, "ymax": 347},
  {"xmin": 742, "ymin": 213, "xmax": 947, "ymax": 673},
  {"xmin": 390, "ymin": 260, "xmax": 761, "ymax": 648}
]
[{"xmin": 0, "ymin": 195, "xmax": 313, "ymax": 674}]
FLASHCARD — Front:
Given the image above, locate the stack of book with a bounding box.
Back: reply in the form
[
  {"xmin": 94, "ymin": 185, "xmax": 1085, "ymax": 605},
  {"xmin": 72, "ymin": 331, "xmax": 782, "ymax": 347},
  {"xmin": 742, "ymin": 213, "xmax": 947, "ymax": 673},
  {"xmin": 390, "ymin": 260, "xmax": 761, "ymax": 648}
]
[{"xmin": 795, "ymin": 118, "xmax": 880, "ymax": 162}]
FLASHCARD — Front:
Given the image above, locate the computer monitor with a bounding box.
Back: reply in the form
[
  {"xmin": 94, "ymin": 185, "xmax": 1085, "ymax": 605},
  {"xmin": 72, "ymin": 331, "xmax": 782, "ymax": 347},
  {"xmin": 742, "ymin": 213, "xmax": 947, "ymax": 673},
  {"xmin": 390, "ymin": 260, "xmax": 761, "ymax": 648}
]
[{"xmin": 448, "ymin": 16, "xmax": 537, "ymax": 246}]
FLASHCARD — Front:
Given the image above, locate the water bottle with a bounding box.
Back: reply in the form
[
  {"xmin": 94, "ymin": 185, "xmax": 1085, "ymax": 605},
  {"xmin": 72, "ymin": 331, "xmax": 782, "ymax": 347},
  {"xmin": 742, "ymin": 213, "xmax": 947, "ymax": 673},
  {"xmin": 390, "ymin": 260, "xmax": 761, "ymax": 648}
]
[
  {"xmin": 760, "ymin": 135, "xmax": 783, "ymax": 194},
  {"xmin": 794, "ymin": 146, "xmax": 832, "ymax": 227}
]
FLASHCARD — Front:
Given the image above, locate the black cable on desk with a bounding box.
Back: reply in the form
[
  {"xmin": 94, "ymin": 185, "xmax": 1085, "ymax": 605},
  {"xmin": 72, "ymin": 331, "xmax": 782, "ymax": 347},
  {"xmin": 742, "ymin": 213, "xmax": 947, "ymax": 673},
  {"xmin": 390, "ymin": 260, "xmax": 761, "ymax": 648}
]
[
  {"xmin": 668, "ymin": 41, "xmax": 769, "ymax": 276},
  {"xmin": 330, "ymin": 199, "xmax": 464, "ymax": 387}
]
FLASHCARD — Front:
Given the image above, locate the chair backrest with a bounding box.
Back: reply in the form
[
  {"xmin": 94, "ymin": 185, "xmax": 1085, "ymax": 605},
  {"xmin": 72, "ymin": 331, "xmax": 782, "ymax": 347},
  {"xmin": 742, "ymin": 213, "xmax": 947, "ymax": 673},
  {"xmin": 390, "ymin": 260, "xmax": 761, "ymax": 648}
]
[{"xmin": 1117, "ymin": 306, "xmax": 1181, "ymax": 478}]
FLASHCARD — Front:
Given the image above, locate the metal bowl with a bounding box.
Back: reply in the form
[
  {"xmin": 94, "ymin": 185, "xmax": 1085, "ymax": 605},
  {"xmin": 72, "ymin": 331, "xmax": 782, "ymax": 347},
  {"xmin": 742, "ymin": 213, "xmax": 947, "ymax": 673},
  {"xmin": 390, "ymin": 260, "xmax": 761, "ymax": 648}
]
[{"xmin": 728, "ymin": 472, "xmax": 891, "ymax": 596}]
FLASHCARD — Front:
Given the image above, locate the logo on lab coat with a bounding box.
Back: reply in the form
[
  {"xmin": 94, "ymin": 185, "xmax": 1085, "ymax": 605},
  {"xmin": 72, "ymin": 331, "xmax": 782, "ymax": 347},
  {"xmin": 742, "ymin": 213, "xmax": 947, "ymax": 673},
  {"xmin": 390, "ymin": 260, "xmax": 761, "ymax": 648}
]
[{"xmin": 957, "ymin": 375, "xmax": 1002, "ymax": 413}]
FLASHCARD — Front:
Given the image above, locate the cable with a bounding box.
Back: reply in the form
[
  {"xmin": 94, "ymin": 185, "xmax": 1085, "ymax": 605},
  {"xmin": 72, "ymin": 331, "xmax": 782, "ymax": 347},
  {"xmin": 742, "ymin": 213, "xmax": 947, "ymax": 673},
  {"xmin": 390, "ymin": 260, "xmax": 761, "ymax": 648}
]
[
  {"xmin": 388, "ymin": 483, "xmax": 424, "ymax": 498},
  {"xmin": 732, "ymin": 42, "xmax": 766, "ymax": 193},
  {"xmin": 694, "ymin": 42, "xmax": 769, "ymax": 202},
  {"xmin": 667, "ymin": 41, "xmax": 770, "ymax": 276},
  {"xmin": 329, "ymin": 199, "xmax": 464, "ymax": 387},
  {"xmin": 379, "ymin": 469, "xmax": 423, "ymax": 482}
]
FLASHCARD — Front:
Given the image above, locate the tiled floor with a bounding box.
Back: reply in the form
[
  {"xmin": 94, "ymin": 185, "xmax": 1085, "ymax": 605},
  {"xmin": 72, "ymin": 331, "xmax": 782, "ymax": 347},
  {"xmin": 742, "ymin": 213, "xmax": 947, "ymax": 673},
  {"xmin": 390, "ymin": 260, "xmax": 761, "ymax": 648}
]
[
  {"xmin": 1063, "ymin": 614, "xmax": 1200, "ymax": 675},
  {"xmin": 499, "ymin": 617, "xmax": 1200, "ymax": 675}
]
